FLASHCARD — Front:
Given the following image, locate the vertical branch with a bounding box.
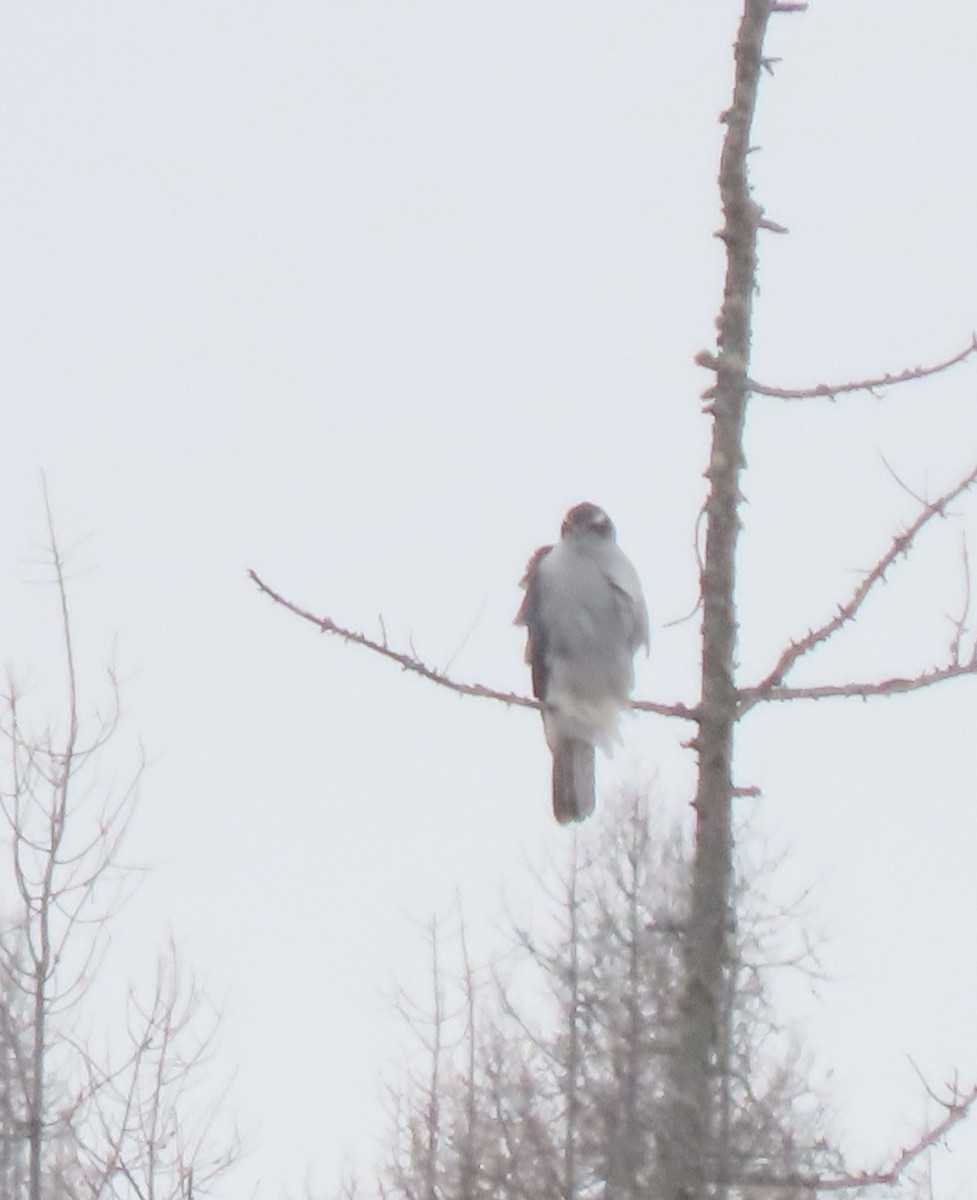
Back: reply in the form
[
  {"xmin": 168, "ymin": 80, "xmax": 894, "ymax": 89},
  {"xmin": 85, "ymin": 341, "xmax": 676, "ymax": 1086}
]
[
  {"xmin": 562, "ymin": 847, "xmax": 581, "ymax": 1200},
  {"xmin": 28, "ymin": 493, "xmax": 81, "ymax": 1200},
  {"xmin": 624, "ymin": 815, "xmax": 646, "ymax": 1196},
  {"xmin": 423, "ymin": 925, "xmax": 443, "ymax": 1200},
  {"xmin": 660, "ymin": 3, "xmax": 775, "ymax": 1199},
  {"xmin": 457, "ymin": 922, "xmax": 479, "ymax": 1200}
]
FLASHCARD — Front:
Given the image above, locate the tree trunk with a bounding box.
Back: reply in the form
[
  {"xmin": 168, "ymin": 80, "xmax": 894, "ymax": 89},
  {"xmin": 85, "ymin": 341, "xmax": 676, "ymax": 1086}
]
[{"xmin": 658, "ymin": 3, "xmax": 772, "ymax": 1198}]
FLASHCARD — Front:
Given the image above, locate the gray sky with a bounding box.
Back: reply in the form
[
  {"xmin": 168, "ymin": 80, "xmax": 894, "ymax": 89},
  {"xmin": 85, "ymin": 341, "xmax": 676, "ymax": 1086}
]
[{"xmin": 3, "ymin": 2, "xmax": 977, "ymax": 1195}]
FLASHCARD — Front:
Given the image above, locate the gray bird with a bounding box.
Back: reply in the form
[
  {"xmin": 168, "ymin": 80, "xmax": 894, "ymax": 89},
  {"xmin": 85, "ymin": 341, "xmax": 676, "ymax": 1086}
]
[{"xmin": 515, "ymin": 503, "xmax": 649, "ymax": 824}]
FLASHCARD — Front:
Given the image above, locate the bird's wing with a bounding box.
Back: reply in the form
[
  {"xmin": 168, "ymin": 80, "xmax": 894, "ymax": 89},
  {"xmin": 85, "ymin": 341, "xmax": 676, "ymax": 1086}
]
[
  {"xmin": 606, "ymin": 549, "xmax": 650, "ymax": 654},
  {"xmin": 514, "ymin": 544, "xmax": 554, "ymax": 700}
]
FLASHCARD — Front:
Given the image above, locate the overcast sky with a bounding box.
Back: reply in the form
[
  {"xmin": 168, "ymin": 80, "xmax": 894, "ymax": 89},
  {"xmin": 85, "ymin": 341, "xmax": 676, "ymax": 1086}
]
[{"xmin": 3, "ymin": 2, "xmax": 977, "ymax": 1196}]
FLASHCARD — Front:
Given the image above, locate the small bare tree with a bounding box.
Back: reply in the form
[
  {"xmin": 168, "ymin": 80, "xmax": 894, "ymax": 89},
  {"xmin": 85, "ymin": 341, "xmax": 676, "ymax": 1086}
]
[
  {"xmin": 77, "ymin": 942, "xmax": 239, "ymax": 1200},
  {"xmin": 0, "ymin": 495, "xmax": 237, "ymax": 1199},
  {"xmin": 0, "ymin": 497, "xmax": 138, "ymax": 1199}
]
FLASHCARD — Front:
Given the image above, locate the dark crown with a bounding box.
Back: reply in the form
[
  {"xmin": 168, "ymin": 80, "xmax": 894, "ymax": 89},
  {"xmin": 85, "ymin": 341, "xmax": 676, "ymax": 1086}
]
[{"xmin": 562, "ymin": 502, "xmax": 614, "ymax": 538}]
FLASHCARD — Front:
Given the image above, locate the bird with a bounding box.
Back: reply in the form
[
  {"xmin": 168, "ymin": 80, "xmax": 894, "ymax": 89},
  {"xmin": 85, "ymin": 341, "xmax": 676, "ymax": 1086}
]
[{"xmin": 515, "ymin": 502, "xmax": 649, "ymax": 824}]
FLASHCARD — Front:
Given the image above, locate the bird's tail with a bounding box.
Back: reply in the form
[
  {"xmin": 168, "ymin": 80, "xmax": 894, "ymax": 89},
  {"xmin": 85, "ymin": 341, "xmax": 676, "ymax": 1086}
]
[{"xmin": 551, "ymin": 738, "xmax": 595, "ymax": 824}]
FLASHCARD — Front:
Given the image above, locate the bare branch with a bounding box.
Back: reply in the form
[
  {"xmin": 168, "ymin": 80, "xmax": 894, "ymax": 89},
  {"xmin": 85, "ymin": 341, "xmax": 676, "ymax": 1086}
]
[
  {"xmin": 732, "ymin": 1081, "xmax": 977, "ymax": 1191},
  {"xmin": 249, "ymin": 570, "xmax": 536, "ymax": 709},
  {"xmin": 248, "ymin": 570, "xmax": 698, "ymax": 722},
  {"xmin": 77, "ymin": 943, "xmax": 239, "ymax": 1199},
  {"xmin": 741, "ymin": 460, "xmax": 977, "ymax": 713},
  {"xmin": 698, "ymin": 333, "xmax": 977, "ymax": 401},
  {"xmin": 743, "ymin": 659, "xmax": 977, "ymax": 705}
]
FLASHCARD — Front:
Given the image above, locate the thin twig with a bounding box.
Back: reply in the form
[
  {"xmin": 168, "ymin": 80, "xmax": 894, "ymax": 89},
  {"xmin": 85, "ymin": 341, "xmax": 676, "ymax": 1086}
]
[
  {"xmin": 662, "ymin": 498, "xmax": 708, "ymax": 630},
  {"xmin": 248, "ymin": 570, "xmax": 698, "ymax": 721},
  {"xmin": 948, "ymin": 534, "xmax": 972, "ymax": 664},
  {"xmin": 878, "ymin": 453, "xmax": 927, "ymax": 506}
]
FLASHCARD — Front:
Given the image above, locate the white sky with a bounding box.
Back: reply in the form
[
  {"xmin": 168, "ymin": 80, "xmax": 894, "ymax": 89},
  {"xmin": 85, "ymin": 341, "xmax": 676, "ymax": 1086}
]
[{"xmin": 3, "ymin": 2, "xmax": 977, "ymax": 1195}]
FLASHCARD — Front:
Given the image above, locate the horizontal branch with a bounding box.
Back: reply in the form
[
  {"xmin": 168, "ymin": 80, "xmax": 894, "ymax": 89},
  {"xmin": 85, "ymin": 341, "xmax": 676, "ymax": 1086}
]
[
  {"xmin": 741, "ymin": 658, "xmax": 977, "ymax": 706},
  {"xmin": 732, "ymin": 1081, "xmax": 977, "ymax": 1192},
  {"xmin": 249, "ymin": 570, "xmax": 537, "ymax": 709},
  {"xmin": 697, "ymin": 334, "xmax": 977, "ymax": 401},
  {"xmin": 741, "ymin": 460, "xmax": 977, "ymax": 713},
  {"xmin": 248, "ymin": 570, "xmax": 697, "ymax": 721},
  {"xmin": 634, "ymin": 696, "xmax": 699, "ymax": 721}
]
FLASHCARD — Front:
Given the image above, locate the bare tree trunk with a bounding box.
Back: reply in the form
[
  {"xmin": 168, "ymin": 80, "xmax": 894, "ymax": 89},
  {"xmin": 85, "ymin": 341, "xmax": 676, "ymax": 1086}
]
[
  {"xmin": 561, "ymin": 849, "xmax": 582, "ymax": 1200},
  {"xmin": 27, "ymin": 496, "xmax": 80, "ymax": 1200},
  {"xmin": 422, "ymin": 927, "xmax": 444, "ymax": 1200},
  {"xmin": 28, "ymin": 994, "xmax": 44, "ymax": 1200},
  {"xmin": 659, "ymin": 4, "xmax": 773, "ymax": 1198},
  {"xmin": 458, "ymin": 924, "xmax": 479, "ymax": 1200}
]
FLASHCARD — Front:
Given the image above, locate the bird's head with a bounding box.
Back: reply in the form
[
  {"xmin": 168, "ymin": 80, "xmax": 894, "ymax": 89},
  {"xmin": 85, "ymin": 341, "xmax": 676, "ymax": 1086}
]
[{"xmin": 561, "ymin": 502, "xmax": 616, "ymax": 541}]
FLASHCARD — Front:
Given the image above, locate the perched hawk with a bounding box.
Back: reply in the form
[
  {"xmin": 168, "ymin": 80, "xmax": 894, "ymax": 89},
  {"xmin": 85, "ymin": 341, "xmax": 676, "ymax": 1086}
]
[{"xmin": 515, "ymin": 503, "xmax": 649, "ymax": 824}]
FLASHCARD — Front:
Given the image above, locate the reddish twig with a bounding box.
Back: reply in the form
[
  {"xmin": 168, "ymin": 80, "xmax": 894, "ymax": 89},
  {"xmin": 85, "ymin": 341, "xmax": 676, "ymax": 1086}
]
[
  {"xmin": 744, "ymin": 659, "xmax": 977, "ymax": 705},
  {"xmin": 732, "ymin": 1081, "xmax": 977, "ymax": 1192},
  {"xmin": 633, "ymin": 696, "xmax": 699, "ymax": 720},
  {"xmin": 248, "ymin": 570, "xmax": 698, "ymax": 721},
  {"xmin": 696, "ymin": 334, "xmax": 977, "ymax": 401},
  {"xmin": 740, "ymin": 461, "xmax": 977, "ymax": 713},
  {"xmin": 248, "ymin": 570, "xmax": 537, "ymax": 710}
]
